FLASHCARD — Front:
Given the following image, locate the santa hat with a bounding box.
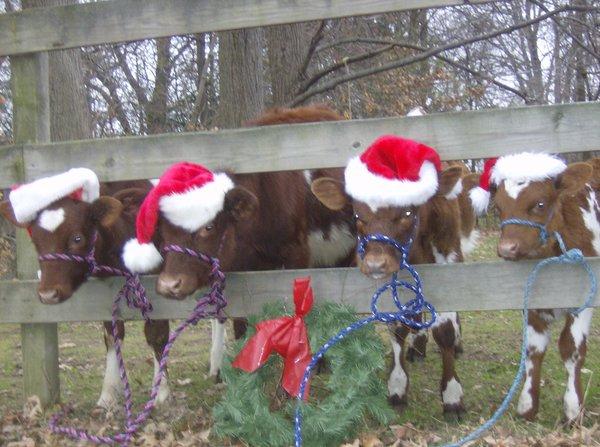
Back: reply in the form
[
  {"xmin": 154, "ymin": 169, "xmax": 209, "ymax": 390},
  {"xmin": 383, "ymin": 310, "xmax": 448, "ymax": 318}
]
[
  {"xmin": 344, "ymin": 135, "xmax": 442, "ymax": 211},
  {"xmin": 9, "ymin": 168, "xmax": 99, "ymax": 224},
  {"xmin": 469, "ymin": 153, "xmax": 567, "ymax": 215},
  {"xmin": 122, "ymin": 162, "xmax": 234, "ymax": 273}
]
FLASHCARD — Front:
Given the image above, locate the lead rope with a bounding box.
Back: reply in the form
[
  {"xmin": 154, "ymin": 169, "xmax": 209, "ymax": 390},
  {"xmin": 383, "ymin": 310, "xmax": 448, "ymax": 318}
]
[
  {"xmin": 43, "ymin": 237, "xmax": 227, "ymax": 445},
  {"xmin": 294, "ymin": 223, "xmax": 597, "ymax": 447}
]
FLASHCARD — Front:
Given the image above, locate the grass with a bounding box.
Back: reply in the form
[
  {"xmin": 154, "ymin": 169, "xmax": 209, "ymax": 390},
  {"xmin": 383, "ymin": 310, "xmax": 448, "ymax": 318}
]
[{"xmin": 0, "ymin": 231, "xmax": 599, "ymax": 445}]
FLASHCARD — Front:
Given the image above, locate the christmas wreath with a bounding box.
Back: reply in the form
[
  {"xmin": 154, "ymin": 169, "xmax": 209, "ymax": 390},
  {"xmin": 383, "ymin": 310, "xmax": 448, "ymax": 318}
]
[{"xmin": 213, "ymin": 279, "xmax": 393, "ymax": 447}]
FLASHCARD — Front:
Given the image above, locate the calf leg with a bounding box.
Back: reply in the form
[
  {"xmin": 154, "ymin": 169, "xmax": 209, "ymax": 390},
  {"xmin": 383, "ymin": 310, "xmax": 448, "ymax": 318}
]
[
  {"xmin": 144, "ymin": 319, "xmax": 171, "ymax": 405},
  {"xmin": 388, "ymin": 323, "xmax": 410, "ymax": 408},
  {"xmin": 209, "ymin": 319, "xmax": 227, "ymax": 378},
  {"xmin": 559, "ymin": 308, "xmax": 593, "ymax": 422},
  {"xmin": 517, "ymin": 310, "xmax": 551, "ymax": 421},
  {"xmin": 432, "ymin": 312, "xmax": 464, "ymax": 415},
  {"xmin": 97, "ymin": 321, "xmax": 125, "ymax": 410}
]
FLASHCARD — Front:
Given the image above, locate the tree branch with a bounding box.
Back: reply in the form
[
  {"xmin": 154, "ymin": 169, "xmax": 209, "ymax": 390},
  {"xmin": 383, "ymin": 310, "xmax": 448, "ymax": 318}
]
[{"xmin": 289, "ymin": 4, "xmax": 600, "ymax": 106}]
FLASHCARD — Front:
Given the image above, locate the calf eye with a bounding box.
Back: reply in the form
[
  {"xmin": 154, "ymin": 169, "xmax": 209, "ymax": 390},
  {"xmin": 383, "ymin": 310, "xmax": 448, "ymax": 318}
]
[
  {"xmin": 205, "ymin": 224, "xmax": 214, "ymax": 231},
  {"xmin": 354, "ymin": 213, "xmax": 362, "ymax": 222},
  {"xmin": 71, "ymin": 234, "xmax": 83, "ymax": 245},
  {"xmin": 535, "ymin": 201, "xmax": 545, "ymax": 210},
  {"xmin": 404, "ymin": 210, "xmax": 412, "ymax": 218}
]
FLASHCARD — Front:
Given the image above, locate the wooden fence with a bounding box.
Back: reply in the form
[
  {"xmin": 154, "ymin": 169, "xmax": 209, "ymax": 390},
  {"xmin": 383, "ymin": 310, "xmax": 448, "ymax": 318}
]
[{"xmin": 1, "ymin": 0, "xmax": 599, "ymax": 409}]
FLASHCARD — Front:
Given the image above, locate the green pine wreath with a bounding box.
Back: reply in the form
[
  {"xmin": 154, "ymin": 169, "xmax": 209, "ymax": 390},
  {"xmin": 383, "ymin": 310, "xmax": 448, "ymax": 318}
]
[{"xmin": 213, "ymin": 301, "xmax": 394, "ymax": 447}]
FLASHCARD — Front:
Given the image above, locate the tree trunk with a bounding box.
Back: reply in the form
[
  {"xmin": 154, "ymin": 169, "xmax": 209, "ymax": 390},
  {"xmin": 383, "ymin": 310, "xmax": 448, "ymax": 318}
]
[
  {"xmin": 22, "ymin": 0, "xmax": 92, "ymax": 142},
  {"xmin": 266, "ymin": 23, "xmax": 314, "ymax": 106},
  {"xmin": 147, "ymin": 37, "xmax": 171, "ymax": 134},
  {"xmin": 215, "ymin": 28, "xmax": 265, "ymax": 128}
]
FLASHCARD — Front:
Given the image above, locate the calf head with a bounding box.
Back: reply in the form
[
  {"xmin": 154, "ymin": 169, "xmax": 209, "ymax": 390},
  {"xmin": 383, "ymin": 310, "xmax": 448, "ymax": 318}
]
[
  {"xmin": 0, "ymin": 168, "xmax": 126, "ymax": 303},
  {"xmin": 156, "ymin": 186, "xmax": 258, "ymax": 299},
  {"xmin": 480, "ymin": 153, "xmax": 591, "ymax": 260},
  {"xmin": 122, "ymin": 162, "xmax": 258, "ymax": 300},
  {"xmin": 311, "ymin": 135, "xmax": 459, "ymax": 278}
]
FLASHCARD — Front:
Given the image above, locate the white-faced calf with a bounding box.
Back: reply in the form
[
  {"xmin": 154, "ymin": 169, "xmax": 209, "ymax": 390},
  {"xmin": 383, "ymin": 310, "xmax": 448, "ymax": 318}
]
[
  {"xmin": 475, "ymin": 152, "xmax": 595, "ymax": 422},
  {"xmin": 311, "ymin": 135, "xmax": 466, "ymax": 414},
  {"xmin": 0, "ymin": 169, "xmax": 170, "ymax": 410}
]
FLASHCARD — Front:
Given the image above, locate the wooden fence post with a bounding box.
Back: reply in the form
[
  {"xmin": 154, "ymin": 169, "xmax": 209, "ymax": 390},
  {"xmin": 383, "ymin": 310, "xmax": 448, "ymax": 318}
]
[{"xmin": 11, "ymin": 52, "xmax": 60, "ymax": 407}]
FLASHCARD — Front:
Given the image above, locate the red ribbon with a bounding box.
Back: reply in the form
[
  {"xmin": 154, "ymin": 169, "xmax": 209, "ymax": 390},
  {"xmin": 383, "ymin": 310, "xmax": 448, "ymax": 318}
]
[{"xmin": 232, "ymin": 277, "xmax": 314, "ymax": 399}]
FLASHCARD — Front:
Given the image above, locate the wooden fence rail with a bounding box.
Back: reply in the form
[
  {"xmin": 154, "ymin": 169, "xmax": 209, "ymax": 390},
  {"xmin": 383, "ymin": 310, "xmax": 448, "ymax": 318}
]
[
  {"xmin": 0, "ymin": 0, "xmax": 489, "ymax": 56},
  {"xmin": 1, "ymin": 260, "xmax": 599, "ymax": 324},
  {"xmin": 1, "ymin": 101, "xmax": 599, "ymax": 187}
]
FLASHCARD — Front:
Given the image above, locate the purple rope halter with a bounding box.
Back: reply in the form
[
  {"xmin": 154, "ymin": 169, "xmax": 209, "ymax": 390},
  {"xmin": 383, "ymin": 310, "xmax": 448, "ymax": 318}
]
[{"xmin": 42, "ymin": 236, "xmax": 227, "ymax": 445}]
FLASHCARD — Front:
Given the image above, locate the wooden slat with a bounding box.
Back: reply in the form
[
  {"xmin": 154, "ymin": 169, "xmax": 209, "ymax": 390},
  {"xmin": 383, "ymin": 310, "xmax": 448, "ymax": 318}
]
[
  {"xmin": 1, "ymin": 260, "xmax": 598, "ymax": 324},
  {"xmin": 0, "ymin": 0, "xmax": 490, "ymax": 56},
  {"xmin": 1, "ymin": 102, "xmax": 599, "ymax": 188}
]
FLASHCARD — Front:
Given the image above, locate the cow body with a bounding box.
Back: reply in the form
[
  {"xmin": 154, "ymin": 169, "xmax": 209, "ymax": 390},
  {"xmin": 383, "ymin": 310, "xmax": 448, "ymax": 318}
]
[
  {"xmin": 494, "ymin": 159, "xmax": 596, "ymax": 422},
  {"xmin": 1, "ymin": 183, "xmax": 171, "ymax": 410},
  {"xmin": 311, "ymin": 165, "xmax": 466, "ymax": 414}
]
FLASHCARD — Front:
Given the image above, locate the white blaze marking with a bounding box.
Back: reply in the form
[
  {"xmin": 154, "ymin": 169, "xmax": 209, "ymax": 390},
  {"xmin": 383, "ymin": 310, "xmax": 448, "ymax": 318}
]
[
  {"xmin": 460, "ymin": 229, "xmax": 480, "ymax": 256},
  {"xmin": 442, "ymin": 378, "xmax": 463, "ymax": 406},
  {"xmin": 308, "ymin": 224, "xmax": 355, "ymax": 267},
  {"xmin": 517, "ymin": 359, "xmax": 535, "ymax": 415},
  {"xmin": 444, "ymin": 179, "xmax": 463, "ymax": 200},
  {"xmin": 432, "ymin": 244, "xmax": 459, "ymax": 265},
  {"xmin": 153, "ymin": 357, "xmax": 171, "ymax": 404},
  {"xmin": 388, "ymin": 337, "xmax": 408, "ymax": 398},
  {"xmin": 303, "ymin": 170, "xmax": 313, "ymax": 185},
  {"xmin": 209, "ymin": 319, "xmax": 227, "ymax": 377},
  {"xmin": 38, "ymin": 208, "xmax": 65, "ymax": 232},
  {"xmin": 504, "ymin": 179, "xmax": 530, "ymax": 200},
  {"xmin": 580, "ymin": 187, "xmax": 600, "ymax": 255},
  {"xmin": 563, "ymin": 359, "xmax": 582, "ymax": 421},
  {"xmin": 97, "ymin": 346, "xmax": 123, "ymax": 409},
  {"xmin": 570, "ymin": 308, "xmax": 593, "ymax": 349}
]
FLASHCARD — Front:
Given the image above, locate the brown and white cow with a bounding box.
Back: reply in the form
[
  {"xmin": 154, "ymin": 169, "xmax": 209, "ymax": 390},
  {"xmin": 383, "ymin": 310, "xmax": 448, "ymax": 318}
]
[
  {"xmin": 122, "ymin": 105, "xmax": 355, "ymax": 378},
  {"xmin": 477, "ymin": 152, "xmax": 596, "ymax": 422},
  {"xmin": 311, "ymin": 135, "xmax": 466, "ymax": 414},
  {"xmin": 0, "ymin": 171, "xmax": 171, "ymax": 410}
]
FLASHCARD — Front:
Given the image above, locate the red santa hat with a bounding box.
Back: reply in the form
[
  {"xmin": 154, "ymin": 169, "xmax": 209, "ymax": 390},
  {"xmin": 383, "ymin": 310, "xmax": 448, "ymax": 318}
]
[
  {"xmin": 344, "ymin": 135, "xmax": 442, "ymax": 210},
  {"xmin": 469, "ymin": 153, "xmax": 567, "ymax": 215},
  {"xmin": 8, "ymin": 168, "xmax": 99, "ymax": 224},
  {"xmin": 122, "ymin": 162, "xmax": 234, "ymax": 273}
]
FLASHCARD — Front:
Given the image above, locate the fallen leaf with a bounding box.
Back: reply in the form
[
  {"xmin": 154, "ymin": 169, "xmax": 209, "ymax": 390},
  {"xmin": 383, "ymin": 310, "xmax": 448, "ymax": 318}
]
[{"xmin": 176, "ymin": 378, "xmax": 192, "ymax": 386}]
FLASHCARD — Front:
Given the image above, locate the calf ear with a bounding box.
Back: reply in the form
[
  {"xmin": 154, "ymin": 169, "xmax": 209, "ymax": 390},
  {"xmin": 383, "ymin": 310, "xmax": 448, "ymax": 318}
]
[
  {"xmin": 555, "ymin": 162, "xmax": 592, "ymax": 193},
  {"xmin": 224, "ymin": 186, "xmax": 259, "ymax": 221},
  {"xmin": 112, "ymin": 187, "xmax": 148, "ymax": 215},
  {"xmin": 461, "ymin": 173, "xmax": 480, "ymax": 192},
  {"xmin": 311, "ymin": 177, "xmax": 348, "ymax": 210},
  {"xmin": 0, "ymin": 200, "xmax": 28, "ymax": 228},
  {"xmin": 437, "ymin": 166, "xmax": 463, "ymax": 198},
  {"xmin": 90, "ymin": 196, "xmax": 123, "ymax": 228}
]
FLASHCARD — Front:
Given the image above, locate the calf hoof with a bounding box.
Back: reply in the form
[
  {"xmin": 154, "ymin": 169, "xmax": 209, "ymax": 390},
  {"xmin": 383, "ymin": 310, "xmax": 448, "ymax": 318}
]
[
  {"xmin": 96, "ymin": 394, "xmax": 119, "ymax": 412},
  {"xmin": 517, "ymin": 409, "xmax": 537, "ymax": 422},
  {"xmin": 406, "ymin": 347, "xmax": 426, "ymax": 363},
  {"xmin": 155, "ymin": 383, "xmax": 171, "ymax": 406},
  {"xmin": 209, "ymin": 369, "xmax": 222, "ymax": 384},
  {"xmin": 388, "ymin": 394, "xmax": 408, "ymax": 410},
  {"xmin": 454, "ymin": 343, "xmax": 464, "ymax": 358},
  {"xmin": 315, "ymin": 357, "xmax": 330, "ymax": 374},
  {"xmin": 442, "ymin": 402, "xmax": 465, "ymax": 420}
]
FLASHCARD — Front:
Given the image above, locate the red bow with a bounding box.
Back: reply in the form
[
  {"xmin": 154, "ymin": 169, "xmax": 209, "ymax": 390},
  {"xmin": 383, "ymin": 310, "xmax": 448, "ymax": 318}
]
[{"xmin": 232, "ymin": 277, "xmax": 314, "ymax": 399}]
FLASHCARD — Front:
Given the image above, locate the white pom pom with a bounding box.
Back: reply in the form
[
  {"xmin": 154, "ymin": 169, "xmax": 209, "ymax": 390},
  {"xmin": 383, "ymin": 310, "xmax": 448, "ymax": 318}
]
[
  {"xmin": 122, "ymin": 238, "xmax": 163, "ymax": 273},
  {"xmin": 469, "ymin": 187, "xmax": 491, "ymax": 216}
]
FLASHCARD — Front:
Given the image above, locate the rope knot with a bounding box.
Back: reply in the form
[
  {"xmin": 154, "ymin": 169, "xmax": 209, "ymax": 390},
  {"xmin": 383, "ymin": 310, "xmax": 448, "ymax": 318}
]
[{"xmin": 562, "ymin": 248, "xmax": 584, "ymax": 263}]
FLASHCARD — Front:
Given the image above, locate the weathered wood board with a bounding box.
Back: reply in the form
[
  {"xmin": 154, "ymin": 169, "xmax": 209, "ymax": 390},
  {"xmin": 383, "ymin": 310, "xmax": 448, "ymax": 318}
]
[{"xmin": 1, "ymin": 102, "xmax": 598, "ymax": 188}]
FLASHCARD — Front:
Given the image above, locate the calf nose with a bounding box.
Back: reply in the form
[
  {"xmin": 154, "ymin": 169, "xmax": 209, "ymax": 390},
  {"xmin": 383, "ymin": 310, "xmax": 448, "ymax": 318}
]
[
  {"xmin": 38, "ymin": 288, "xmax": 60, "ymax": 304},
  {"xmin": 157, "ymin": 274, "xmax": 184, "ymax": 298},
  {"xmin": 363, "ymin": 255, "xmax": 389, "ymax": 279},
  {"xmin": 498, "ymin": 240, "xmax": 520, "ymax": 259}
]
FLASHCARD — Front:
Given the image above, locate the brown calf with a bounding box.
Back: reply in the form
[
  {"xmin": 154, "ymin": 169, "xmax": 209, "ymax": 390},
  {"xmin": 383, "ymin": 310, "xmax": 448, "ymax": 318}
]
[
  {"xmin": 485, "ymin": 152, "xmax": 595, "ymax": 422},
  {"xmin": 0, "ymin": 179, "xmax": 171, "ymax": 410},
  {"xmin": 145, "ymin": 105, "xmax": 354, "ymax": 377},
  {"xmin": 312, "ymin": 144, "xmax": 466, "ymax": 415}
]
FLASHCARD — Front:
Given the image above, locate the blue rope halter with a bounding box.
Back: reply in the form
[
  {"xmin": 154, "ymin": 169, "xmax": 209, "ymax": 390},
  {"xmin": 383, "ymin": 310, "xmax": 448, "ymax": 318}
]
[{"xmin": 294, "ymin": 218, "xmax": 597, "ymax": 447}]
